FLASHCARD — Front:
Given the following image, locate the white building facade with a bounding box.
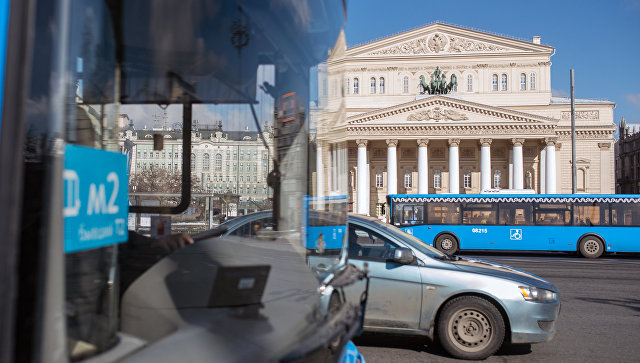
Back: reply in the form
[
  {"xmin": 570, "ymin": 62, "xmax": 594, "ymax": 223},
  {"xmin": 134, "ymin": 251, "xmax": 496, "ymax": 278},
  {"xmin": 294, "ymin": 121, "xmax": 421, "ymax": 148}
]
[{"xmin": 322, "ymin": 23, "xmax": 615, "ymax": 216}]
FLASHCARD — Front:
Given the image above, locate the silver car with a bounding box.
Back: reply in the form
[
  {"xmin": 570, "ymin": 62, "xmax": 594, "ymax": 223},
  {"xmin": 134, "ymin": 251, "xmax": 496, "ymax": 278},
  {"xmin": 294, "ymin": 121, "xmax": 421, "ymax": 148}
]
[{"xmin": 211, "ymin": 211, "xmax": 560, "ymax": 360}]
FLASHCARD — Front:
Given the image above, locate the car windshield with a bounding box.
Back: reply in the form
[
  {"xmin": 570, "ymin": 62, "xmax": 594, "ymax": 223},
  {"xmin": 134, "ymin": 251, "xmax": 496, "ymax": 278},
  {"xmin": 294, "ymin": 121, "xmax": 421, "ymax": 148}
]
[{"xmin": 355, "ymin": 217, "xmax": 447, "ymax": 259}]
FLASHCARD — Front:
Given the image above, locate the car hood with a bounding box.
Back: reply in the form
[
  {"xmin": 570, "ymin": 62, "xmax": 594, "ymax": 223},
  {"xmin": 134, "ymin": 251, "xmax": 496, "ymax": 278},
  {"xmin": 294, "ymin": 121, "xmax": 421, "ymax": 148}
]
[{"xmin": 449, "ymin": 256, "xmax": 558, "ymax": 291}]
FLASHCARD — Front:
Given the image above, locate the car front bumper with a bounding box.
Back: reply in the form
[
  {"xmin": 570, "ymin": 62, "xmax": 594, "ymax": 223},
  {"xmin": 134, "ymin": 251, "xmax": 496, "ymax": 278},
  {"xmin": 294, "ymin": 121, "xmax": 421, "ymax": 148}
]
[{"xmin": 507, "ymin": 300, "xmax": 560, "ymax": 344}]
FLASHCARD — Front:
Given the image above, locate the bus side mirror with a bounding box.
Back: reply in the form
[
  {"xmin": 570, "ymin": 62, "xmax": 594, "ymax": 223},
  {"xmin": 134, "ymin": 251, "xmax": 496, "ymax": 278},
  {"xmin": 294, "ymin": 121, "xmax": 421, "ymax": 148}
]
[{"xmin": 393, "ymin": 248, "xmax": 415, "ymax": 265}]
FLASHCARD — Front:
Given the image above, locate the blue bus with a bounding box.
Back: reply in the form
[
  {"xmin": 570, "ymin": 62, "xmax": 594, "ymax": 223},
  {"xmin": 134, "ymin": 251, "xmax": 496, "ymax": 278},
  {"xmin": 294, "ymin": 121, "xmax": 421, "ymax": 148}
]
[{"xmin": 387, "ymin": 194, "xmax": 640, "ymax": 258}]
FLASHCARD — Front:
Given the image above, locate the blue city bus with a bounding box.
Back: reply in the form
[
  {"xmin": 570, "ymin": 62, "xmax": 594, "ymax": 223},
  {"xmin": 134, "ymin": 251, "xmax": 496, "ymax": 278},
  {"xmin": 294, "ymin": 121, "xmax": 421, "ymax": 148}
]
[
  {"xmin": 304, "ymin": 195, "xmax": 348, "ymax": 251},
  {"xmin": 387, "ymin": 194, "xmax": 640, "ymax": 258}
]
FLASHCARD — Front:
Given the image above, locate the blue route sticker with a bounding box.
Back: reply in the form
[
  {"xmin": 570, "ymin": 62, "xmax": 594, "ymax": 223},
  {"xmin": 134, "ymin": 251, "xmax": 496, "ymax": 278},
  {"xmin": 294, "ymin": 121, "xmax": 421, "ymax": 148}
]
[{"xmin": 64, "ymin": 144, "xmax": 129, "ymax": 253}]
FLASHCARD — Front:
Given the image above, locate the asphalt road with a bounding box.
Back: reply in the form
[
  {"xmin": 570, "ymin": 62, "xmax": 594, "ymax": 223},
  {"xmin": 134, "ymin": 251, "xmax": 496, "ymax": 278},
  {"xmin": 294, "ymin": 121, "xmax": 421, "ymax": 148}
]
[{"xmin": 353, "ymin": 252, "xmax": 640, "ymax": 362}]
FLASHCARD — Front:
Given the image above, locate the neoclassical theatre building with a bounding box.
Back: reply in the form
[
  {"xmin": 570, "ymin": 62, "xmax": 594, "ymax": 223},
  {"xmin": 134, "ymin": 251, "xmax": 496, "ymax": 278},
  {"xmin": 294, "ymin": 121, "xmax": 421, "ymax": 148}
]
[{"xmin": 322, "ymin": 23, "xmax": 615, "ymax": 216}]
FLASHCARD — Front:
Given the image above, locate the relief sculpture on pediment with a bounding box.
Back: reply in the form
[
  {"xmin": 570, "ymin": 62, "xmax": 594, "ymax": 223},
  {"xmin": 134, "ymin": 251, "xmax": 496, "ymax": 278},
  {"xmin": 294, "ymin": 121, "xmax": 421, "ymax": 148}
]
[
  {"xmin": 407, "ymin": 107, "xmax": 469, "ymax": 122},
  {"xmin": 449, "ymin": 36, "xmax": 507, "ymax": 52},
  {"xmin": 369, "ymin": 38, "xmax": 428, "ymax": 55}
]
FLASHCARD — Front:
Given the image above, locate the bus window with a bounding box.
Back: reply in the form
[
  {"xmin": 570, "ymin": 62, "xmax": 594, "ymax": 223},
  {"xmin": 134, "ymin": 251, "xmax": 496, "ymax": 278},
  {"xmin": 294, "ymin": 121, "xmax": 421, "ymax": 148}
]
[
  {"xmin": 462, "ymin": 203, "xmax": 496, "ymax": 225},
  {"xmin": 611, "ymin": 203, "xmax": 640, "ymax": 226},
  {"xmin": 573, "ymin": 204, "xmax": 607, "ymax": 226},
  {"xmin": 535, "ymin": 203, "xmax": 571, "ymax": 225},
  {"xmin": 402, "ymin": 204, "xmax": 424, "ymax": 225},
  {"xmin": 427, "ymin": 202, "xmax": 461, "ymax": 225},
  {"xmin": 498, "ymin": 203, "xmax": 533, "ymax": 225},
  {"xmin": 393, "ymin": 202, "xmax": 403, "ymax": 226}
]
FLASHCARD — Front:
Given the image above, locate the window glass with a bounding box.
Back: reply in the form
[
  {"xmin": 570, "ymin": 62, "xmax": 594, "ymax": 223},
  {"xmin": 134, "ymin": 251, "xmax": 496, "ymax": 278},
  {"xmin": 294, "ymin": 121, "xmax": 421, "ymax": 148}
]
[
  {"xmin": 370, "ymin": 77, "xmax": 376, "ymax": 94},
  {"xmin": 520, "ymin": 73, "xmax": 526, "ymax": 90},
  {"xmin": 535, "ymin": 203, "xmax": 571, "ymax": 225},
  {"xmin": 427, "ymin": 202, "xmax": 460, "ymax": 224},
  {"xmin": 467, "ymin": 74, "xmax": 473, "ymax": 92},
  {"xmin": 611, "ymin": 203, "xmax": 640, "ymax": 226},
  {"xmin": 379, "ymin": 77, "xmax": 385, "ymax": 94},
  {"xmin": 573, "ymin": 204, "xmax": 607, "ymax": 226},
  {"xmin": 402, "ymin": 205, "xmax": 424, "ymax": 225},
  {"xmin": 530, "ymin": 73, "xmax": 537, "ymax": 90},
  {"xmin": 492, "ymin": 74, "xmax": 498, "ymax": 91},
  {"xmin": 403, "ymin": 76, "xmax": 409, "ymax": 93},
  {"xmin": 353, "ymin": 77, "xmax": 359, "ymax": 94},
  {"xmin": 462, "ymin": 203, "xmax": 496, "ymax": 225},
  {"xmin": 404, "ymin": 170, "xmax": 412, "ymax": 188},
  {"xmin": 498, "ymin": 202, "xmax": 533, "ymax": 225},
  {"xmin": 348, "ymin": 225, "xmax": 398, "ymax": 260},
  {"xmin": 434, "ymin": 169, "xmax": 441, "ymax": 188},
  {"xmin": 501, "ymin": 74, "xmax": 508, "ymax": 91}
]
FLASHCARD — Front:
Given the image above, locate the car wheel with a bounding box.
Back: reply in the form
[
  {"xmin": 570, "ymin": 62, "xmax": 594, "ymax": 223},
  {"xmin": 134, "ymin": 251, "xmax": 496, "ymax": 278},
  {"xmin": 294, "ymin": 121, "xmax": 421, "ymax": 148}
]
[
  {"xmin": 437, "ymin": 296, "xmax": 505, "ymax": 360},
  {"xmin": 579, "ymin": 236, "xmax": 603, "ymax": 259},
  {"xmin": 435, "ymin": 234, "xmax": 458, "ymax": 255}
]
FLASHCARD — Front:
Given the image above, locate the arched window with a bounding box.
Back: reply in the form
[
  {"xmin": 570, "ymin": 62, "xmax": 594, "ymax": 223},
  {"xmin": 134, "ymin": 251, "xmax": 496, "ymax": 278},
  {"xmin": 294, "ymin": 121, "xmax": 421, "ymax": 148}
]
[
  {"xmin": 467, "ymin": 74, "xmax": 473, "ymax": 92},
  {"xmin": 492, "ymin": 74, "xmax": 498, "ymax": 91},
  {"xmin": 191, "ymin": 153, "xmax": 196, "ymax": 170},
  {"xmin": 501, "ymin": 74, "xmax": 508, "ymax": 91},
  {"xmin": 530, "ymin": 73, "xmax": 537, "ymax": 90},
  {"xmin": 451, "ymin": 75, "xmax": 457, "ymax": 92},
  {"xmin": 370, "ymin": 77, "xmax": 376, "ymax": 94},
  {"xmin": 463, "ymin": 170, "xmax": 471, "ymax": 188},
  {"xmin": 493, "ymin": 170, "xmax": 502, "ymax": 188},
  {"xmin": 434, "ymin": 170, "xmax": 442, "ymax": 189},
  {"xmin": 353, "ymin": 78, "xmax": 359, "ymax": 94},
  {"xmin": 379, "ymin": 77, "xmax": 385, "ymax": 94},
  {"xmin": 203, "ymin": 153, "xmax": 210, "ymax": 170},
  {"xmin": 215, "ymin": 153, "xmax": 222, "ymax": 170},
  {"xmin": 520, "ymin": 73, "xmax": 527, "ymax": 91},
  {"xmin": 403, "ymin": 76, "xmax": 409, "ymax": 93},
  {"xmin": 345, "ymin": 78, "xmax": 350, "ymax": 95}
]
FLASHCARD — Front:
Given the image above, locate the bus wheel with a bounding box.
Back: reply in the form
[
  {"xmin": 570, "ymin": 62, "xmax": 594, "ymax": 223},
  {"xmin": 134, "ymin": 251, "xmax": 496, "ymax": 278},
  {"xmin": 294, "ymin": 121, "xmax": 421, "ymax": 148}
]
[
  {"xmin": 579, "ymin": 237, "xmax": 603, "ymax": 258},
  {"xmin": 437, "ymin": 296, "xmax": 505, "ymax": 360},
  {"xmin": 436, "ymin": 234, "xmax": 458, "ymax": 255}
]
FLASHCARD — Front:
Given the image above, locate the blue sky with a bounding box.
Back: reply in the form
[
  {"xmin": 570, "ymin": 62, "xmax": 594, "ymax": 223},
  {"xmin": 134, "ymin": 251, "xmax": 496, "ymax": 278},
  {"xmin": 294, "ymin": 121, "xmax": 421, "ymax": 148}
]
[{"xmin": 345, "ymin": 0, "xmax": 640, "ymax": 133}]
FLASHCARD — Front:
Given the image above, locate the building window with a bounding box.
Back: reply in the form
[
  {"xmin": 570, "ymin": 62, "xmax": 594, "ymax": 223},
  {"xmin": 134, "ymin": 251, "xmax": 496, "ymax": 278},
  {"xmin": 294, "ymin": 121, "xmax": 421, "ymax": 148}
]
[
  {"xmin": 530, "ymin": 73, "xmax": 537, "ymax": 90},
  {"xmin": 451, "ymin": 76, "xmax": 457, "ymax": 92},
  {"xmin": 370, "ymin": 77, "xmax": 376, "ymax": 94},
  {"xmin": 215, "ymin": 153, "xmax": 222, "ymax": 170},
  {"xmin": 520, "ymin": 73, "xmax": 527, "ymax": 91},
  {"xmin": 191, "ymin": 153, "xmax": 196, "ymax": 170},
  {"xmin": 493, "ymin": 170, "xmax": 502, "ymax": 188},
  {"xmin": 345, "ymin": 77, "xmax": 350, "ymax": 95},
  {"xmin": 353, "ymin": 78, "xmax": 359, "ymax": 94},
  {"xmin": 403, "ymin": 76, "xmax": 409, "ymax": 93},
  {"xmin": 467, "ymin": 74, "xmax": 473, "ymax": 92},
  {"xmin": 203, "ymin": 153, "xmax": 210, "ymax": 170},
  {"xmin": 434, "ymin": 170, "xmax": 441, "ymax": 189},
  {"xmin": 404, "ymin": 170, "xmax": 412, "ymax": 188},
  {"xmin": 501, "ymin": 74, "xmax": 508, "ymax": 91},
  {"xmin": 376, "ymin": 203, "xmax": 385, "ymax": 217},
  {"xmin": 492, "ymin": 74, "xmax": 498, "ymax": 91},
  {"xmin": 375, "ymin": 170, "xmax": 383, "ymax": 188},
  {"xmin": 379, "ymin": 77, "xmax": 385, "ymax": 94},
  {"xmin": 463, "ymin": 170, "xmax": 471, "ymax": 188}
]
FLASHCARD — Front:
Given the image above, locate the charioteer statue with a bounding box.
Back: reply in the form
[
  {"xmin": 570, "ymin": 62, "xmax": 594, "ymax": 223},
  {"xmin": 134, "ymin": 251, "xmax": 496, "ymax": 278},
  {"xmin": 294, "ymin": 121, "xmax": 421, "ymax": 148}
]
[{"xmin": 419, "ymin": 66, "xmax": 457, "ymax": 95}]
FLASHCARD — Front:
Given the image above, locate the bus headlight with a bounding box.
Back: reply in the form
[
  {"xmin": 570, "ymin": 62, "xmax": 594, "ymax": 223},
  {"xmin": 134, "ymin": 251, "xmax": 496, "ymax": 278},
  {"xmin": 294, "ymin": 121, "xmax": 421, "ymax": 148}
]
[{"xmin": 519, "ymin": 286, "xmax": 557, "ymax": 303}]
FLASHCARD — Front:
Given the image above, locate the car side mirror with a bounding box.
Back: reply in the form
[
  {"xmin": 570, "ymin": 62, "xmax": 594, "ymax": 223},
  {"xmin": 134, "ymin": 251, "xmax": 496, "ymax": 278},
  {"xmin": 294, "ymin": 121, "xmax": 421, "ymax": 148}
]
[{"xmin": 393, "ymin": 248, "xmax": 415, "ymax": 265}]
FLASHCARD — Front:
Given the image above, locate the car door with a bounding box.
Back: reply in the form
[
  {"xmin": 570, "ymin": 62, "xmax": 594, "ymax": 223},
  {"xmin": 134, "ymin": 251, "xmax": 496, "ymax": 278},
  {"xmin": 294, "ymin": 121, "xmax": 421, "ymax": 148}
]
[{"xmin": 345, "ymin": 222, "xmax": 423, "ymax": 330}]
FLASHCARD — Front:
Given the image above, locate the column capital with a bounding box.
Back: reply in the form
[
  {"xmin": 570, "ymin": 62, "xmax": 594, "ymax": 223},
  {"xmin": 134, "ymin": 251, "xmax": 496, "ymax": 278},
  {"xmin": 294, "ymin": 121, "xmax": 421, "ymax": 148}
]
[
  {"xmin": 386, "ymin": 139, "xmax": 399, "ymax": 147},
  {"xmin": 479, "ymin": 138, "xmax": 493, "ymax": 147},
  {"xmin": 355, "ymin": 139, "xmax": 368, "ymax": 148},
  {"xmin": 448, "ymin": 138, "xmax": 461, "ymax": 147},
  {"xmin": 417, "ymin": 139, "xmax": 429, "ymax": 147},
  {"xmin": 511, "ymin": 138, "xmax": 525, "ymax": 147},
  {"xmin": 598, "ymin": 142, "xmax": 611, "ymax": 150},
  {"xmin": 543, "ymin": 137, "xmax": 558, "ymax": 146}
]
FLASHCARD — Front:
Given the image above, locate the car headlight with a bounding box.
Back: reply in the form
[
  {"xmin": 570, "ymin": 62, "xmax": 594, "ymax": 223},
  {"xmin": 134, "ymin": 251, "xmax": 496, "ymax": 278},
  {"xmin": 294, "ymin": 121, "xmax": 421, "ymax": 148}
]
[{"xmin": 519, "ymin": 286, "xmax": 557, "ymax": 303}]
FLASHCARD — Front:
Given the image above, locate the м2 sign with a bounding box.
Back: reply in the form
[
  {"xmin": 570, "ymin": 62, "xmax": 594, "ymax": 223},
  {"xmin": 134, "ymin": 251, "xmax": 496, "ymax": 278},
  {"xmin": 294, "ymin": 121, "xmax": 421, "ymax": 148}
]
[{"xmin": 63, "ymin": 145, "xmax": 129, "ymax": 253}]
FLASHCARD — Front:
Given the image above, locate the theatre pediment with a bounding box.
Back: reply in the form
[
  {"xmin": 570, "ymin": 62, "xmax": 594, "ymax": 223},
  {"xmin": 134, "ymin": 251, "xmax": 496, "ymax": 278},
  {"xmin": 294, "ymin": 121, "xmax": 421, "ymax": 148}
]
[
  {"xmin": 348, "ymin": 23, "xmax": 552, "ymax": 58},
  {"xmin": 347, "ymin": 95, "xmax": 558, "ymax": 128}
]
